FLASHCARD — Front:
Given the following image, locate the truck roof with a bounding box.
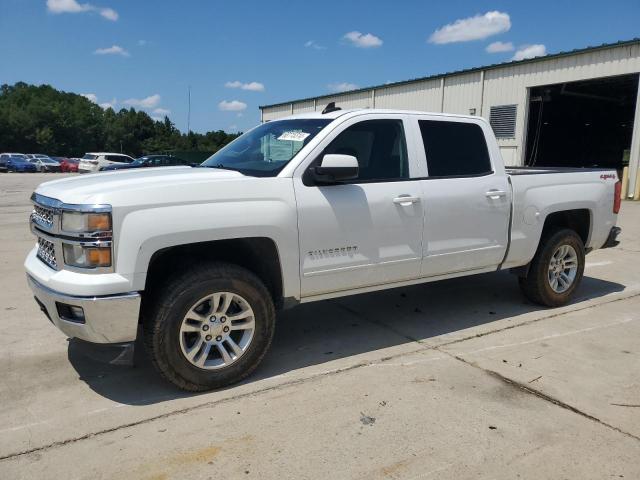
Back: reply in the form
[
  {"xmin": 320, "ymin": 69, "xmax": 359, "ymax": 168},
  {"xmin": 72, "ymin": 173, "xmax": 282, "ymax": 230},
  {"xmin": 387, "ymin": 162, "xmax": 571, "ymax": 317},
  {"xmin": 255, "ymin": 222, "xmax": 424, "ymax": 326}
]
[{"xmin": 281, "ymin": 108, "xmax": 485, "ymax": 123}]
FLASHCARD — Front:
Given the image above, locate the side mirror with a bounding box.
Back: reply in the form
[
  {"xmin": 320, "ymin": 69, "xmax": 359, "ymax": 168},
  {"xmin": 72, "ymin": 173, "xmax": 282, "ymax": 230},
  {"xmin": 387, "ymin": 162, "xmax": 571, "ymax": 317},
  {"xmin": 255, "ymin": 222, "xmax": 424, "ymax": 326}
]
[{"xmin": 313, "ymin": 154, "xmax": 359, "ymax": 184}]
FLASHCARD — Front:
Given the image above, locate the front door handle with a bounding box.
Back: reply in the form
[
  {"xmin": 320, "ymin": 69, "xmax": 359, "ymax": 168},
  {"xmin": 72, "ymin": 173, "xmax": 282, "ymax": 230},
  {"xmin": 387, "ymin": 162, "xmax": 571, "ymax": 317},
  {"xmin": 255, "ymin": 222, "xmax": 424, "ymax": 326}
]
[
  {"xmin": 393, "ymin": 195, "xmax": 420, "ymax": 206},
  {"xmin": 485, "ymin": 189, "xmax": 507, "ymax": 200}
]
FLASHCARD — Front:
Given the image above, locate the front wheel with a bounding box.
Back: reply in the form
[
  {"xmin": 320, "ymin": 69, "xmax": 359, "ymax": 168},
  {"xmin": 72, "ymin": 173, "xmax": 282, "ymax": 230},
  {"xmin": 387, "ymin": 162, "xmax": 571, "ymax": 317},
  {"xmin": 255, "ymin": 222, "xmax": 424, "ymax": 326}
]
[
  {"xmin": 144, "ymin": 261, "xmax": 276, "ymax": 391},
  {"xmin": 518, "ymin": 228, "xmax": 585, "ymax": 307}
]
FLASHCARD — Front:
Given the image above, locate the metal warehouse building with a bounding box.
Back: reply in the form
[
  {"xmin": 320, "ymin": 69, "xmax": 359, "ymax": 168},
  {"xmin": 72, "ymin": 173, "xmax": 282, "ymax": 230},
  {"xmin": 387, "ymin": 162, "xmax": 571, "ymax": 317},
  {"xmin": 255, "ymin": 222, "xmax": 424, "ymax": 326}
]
[{"xmin": 260, "ymin": 38, "xmax": 640, "ymax": 197}]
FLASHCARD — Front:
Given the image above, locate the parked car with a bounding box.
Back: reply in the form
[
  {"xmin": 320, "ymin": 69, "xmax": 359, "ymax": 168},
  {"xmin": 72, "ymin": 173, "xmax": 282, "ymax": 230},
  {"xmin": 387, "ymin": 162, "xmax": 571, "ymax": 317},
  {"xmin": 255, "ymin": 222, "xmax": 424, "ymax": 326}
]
[
  {"xmin": 7, "ymin": 156, "xmax": 37, "ymax": 172},
  {"xmin": 25, "ymin": 108, "xmax": 622, "ymax": 391},
  {"xmin": 28, "ymin": 156, "xmax": 61, "ymax": 172},
  {"xmin": 0, "ymin": 153, "xmax": 29, "ymax": 172},
  {"xmin": 59, "ymin": 158, "xmax": 80, "ymax": 173},
  {"xmin": 100, "ymin": 155, "xmax": 192, "ymax": 171},
  {"xmin": 78, "ymin": 153, "xmax": 135, "ymax": 173}
]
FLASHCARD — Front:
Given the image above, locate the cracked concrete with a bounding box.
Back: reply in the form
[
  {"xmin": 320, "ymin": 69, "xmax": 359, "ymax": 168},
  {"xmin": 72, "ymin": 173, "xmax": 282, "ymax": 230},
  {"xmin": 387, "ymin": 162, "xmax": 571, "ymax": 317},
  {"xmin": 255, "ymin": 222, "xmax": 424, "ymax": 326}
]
[{"xmin": 1, "ymin": 174, "xmax": 639, "ymax": 479}]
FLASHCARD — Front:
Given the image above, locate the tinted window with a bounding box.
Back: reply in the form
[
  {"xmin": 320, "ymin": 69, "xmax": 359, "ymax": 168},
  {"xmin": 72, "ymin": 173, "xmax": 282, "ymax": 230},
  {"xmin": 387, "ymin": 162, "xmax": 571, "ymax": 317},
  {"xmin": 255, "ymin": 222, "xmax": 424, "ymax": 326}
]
[
  {"xmin": 419, "ymin": 120, "xmax": 492, "ymax": 177},
  {"xmin": 82, "ymin": 154, "xmax": 97, "ymax": 160},
  {"xmin": 106, "ymin": 155, "xmax": 130, "ymax": 163},
  {"xmin": 323, "ymin": 119, "xmax": 408, "ymax": 181}
]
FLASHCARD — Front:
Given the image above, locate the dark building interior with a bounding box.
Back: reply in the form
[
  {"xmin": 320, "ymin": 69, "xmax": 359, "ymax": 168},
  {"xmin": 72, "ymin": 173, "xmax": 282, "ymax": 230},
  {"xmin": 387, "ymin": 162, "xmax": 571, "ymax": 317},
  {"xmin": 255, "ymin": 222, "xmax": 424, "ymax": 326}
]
[{"xmin": 525, "ymin": 74, "xmax": 638, "ymax": 170}]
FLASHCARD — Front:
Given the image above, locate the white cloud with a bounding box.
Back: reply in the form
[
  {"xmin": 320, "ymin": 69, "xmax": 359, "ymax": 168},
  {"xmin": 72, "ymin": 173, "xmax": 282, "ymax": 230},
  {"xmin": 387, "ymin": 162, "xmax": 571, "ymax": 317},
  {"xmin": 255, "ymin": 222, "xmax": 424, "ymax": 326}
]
[
  {"xmin": 224, "ymin": 81, "xmax": 265, "ymax": 92},
  {"xmin": 328, "ymin": 82, "xmax": 359, "ymax": 93},
  {"xmin": 123, "ymin": 94, "xmax": 161, "ymax": 109},
  {"xmin": 343, "ymin": 31, "xmax": 383, "ymax": 48},
  {"xmin": 512, "ymin": 44, "xmax": 546, "ymax": 61},
  {"xmin": 486, "ymin": 41, "xmax": 514, "ymax": 53},
  {"xmin": 229, "ymin": 124, "xmax": 238, "ymax": 132},
  {"xmin": 305, "ymin": 40, "xmax": 326, "ymax": 50},
  {"xmin": 152, "ymin": 108, "xmax": 171, "ymax": 115},
  {"xmin": 81, "ymin": 93, "xmax": 98, "ymax": 103},
  {"xmin": 219, "ymin": 100, "xmax": 247, "ymax": 112},
  {"xmin": 137, "ymin": 40, "xmax": 148, "ymax": 46},
  {"xmin": 46, "ymin": 0, "xmax": 118, "ymax": 21},
  {"xmin": 94, "ymin": 45, "xmax": 129, "ymax": 57},
  {"xmin": 429, "ymin": 11, "xmax": 511, "ymax": 44},
  {"xmin": 98, "ymin": 7, "xmax": 117, "ymax": 20},
  {"xmin": 81, "ymin": 93, "xmax": 116, "ymax": 109}
]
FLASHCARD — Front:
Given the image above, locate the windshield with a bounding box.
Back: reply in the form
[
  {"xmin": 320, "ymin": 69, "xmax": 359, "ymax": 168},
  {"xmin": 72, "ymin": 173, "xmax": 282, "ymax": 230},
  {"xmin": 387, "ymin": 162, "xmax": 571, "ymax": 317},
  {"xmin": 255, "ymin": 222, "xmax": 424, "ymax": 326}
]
[
  {"xmin": 41, "ymin": 157, "xmax": 57, "ymax": 163},
  {"xmin": 82, "ymin": 154, "xmax": 98, "ymax": 160},
  {"xmin": 201, "ymin": 119, "xmax": 332, "ymax": 177}
]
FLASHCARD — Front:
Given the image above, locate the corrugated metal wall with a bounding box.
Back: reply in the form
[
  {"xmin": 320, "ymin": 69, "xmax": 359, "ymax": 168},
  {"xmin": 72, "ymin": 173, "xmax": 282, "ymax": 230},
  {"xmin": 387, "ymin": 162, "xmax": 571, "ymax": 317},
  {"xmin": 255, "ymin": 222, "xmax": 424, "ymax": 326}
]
[
  {"xmin": 374, "ymin": 78, "xmax": 441, "ymax": 110},
  {"xmin": 261, "ymin": 43, "xmax": 640, "ymax": 169}
]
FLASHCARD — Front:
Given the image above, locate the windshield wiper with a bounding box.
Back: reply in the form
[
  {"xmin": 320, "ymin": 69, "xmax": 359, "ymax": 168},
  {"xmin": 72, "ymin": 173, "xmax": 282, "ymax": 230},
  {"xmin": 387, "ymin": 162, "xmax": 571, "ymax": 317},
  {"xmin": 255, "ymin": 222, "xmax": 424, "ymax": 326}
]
[{"xmin": 204, "ymin": 163, "xmax": 238, "ymax": 171}]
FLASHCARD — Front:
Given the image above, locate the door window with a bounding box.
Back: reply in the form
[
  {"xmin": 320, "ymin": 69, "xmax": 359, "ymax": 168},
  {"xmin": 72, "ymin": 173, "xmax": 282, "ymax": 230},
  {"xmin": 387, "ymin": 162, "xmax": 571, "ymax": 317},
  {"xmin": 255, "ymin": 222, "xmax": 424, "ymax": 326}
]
[
  {"xmin": 418, "ymin": 120, "xmax": 492, "ymax": 177},
  {"xmin": 323, "ymin": 119, "xmax": 409, "ymax": 182}
]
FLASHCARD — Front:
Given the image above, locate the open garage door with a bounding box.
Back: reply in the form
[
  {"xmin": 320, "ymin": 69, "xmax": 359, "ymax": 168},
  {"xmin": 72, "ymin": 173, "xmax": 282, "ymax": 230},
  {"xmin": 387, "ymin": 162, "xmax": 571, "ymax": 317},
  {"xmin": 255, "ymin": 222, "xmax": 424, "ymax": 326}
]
[{"xmin": 525, "ymin": 74, "xmax": 638, "ymax": 170}]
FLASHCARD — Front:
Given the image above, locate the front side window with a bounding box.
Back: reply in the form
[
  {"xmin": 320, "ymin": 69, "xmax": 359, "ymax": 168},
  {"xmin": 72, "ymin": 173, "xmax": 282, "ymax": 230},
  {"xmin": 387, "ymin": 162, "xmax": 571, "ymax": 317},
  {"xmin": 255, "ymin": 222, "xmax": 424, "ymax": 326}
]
[
  {"xmin": 202, "ymin": 119, "xmax": 331, "ymax": 177},
  {"xmin": 322, "ymin": 119, "xmax": 409, "ymax": 182},
  {"xmin": 419, "ymin": 120, "xmax": 492, "ymax": 177}
]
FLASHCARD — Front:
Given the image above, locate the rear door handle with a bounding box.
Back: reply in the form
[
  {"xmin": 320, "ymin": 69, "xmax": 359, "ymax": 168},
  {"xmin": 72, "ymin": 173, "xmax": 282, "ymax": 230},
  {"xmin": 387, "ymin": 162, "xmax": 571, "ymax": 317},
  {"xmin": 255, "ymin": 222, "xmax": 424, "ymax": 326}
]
[
  {"xmin": 393, "ymin": 195, "xmax": 420, "ymax": 206},
  {"xmin": 485, "ymin": 189, "xmax": 507, "ymax": 200}
]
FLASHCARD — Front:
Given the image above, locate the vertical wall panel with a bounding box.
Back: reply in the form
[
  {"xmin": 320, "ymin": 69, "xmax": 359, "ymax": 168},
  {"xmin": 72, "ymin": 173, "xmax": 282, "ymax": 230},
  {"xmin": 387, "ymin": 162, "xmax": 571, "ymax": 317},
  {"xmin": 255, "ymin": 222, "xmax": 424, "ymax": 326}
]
[
  {"xmin": 442, "ymin": 72, "xmax": 482, "ymax": 115},
  {"xmin": 292, "ymin": 100, "xmax": 315, "ymax": 114},
  {"xmin": 262, "ymin": 104, "xmax": 292, "ymax": 121},
  {"xmin": 374, "ymin": 79, "xmax": 442, "ymax": 110}
]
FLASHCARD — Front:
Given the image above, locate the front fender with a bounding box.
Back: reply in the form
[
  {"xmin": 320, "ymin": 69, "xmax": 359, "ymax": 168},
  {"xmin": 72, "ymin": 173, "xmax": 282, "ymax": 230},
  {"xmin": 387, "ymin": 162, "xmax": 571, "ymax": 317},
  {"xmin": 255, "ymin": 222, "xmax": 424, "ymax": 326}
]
[{"xmin": 115, "ymin": 199, "xmax": 300, "ymax": 299}]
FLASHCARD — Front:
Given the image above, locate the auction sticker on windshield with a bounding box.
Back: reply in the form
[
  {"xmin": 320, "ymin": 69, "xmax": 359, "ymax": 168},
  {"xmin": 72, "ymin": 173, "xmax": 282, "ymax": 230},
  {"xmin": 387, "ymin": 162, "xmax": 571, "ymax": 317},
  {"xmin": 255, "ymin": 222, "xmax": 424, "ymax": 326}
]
[{"xmin": 278, "ymin": 131, "xmax": 310, "ymax": 142}]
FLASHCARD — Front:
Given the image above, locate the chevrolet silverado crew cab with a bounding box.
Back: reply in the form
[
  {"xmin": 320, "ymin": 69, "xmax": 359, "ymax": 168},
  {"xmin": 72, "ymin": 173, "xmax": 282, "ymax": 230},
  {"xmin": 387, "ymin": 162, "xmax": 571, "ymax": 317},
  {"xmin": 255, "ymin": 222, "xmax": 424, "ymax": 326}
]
[{"xmin": 25, "ymin": 107, "xmax": 622, "ymax": 391}]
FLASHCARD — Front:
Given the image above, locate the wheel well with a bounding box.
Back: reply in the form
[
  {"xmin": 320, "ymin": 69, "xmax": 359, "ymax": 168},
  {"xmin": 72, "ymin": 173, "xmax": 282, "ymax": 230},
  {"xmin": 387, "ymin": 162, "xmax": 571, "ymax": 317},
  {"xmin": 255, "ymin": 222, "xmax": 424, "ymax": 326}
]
[
  {"xmin": 541, "ymin": 209, "xmax": 591, "ymax": 245},
  {"xmin": 512, "ymin": 209, "xmax": 590, "ymax": 278},
  {"xmin": 145, "ymin": 237, "xmax": 284, "ymax": 308}
]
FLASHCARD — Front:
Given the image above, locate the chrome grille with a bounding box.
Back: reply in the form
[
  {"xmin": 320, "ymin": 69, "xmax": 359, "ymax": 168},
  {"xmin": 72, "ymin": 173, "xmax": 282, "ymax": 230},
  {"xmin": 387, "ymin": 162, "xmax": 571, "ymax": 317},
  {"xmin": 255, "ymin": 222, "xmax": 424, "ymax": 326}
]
[
  {"xmin": 37, "ymin": 237, "xmax": 57, "ymax": 269},
  {"xmin": 33, "ymin": 205, "xmax": 55, "ymax": 229}
]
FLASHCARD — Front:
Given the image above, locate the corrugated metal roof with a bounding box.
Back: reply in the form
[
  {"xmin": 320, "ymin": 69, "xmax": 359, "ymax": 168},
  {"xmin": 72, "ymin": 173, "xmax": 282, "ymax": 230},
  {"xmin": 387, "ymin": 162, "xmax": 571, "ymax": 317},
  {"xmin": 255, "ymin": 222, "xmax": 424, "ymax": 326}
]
[{"xmin": 260, "ymin": 38, "xmax": 640, "ymax": 109}]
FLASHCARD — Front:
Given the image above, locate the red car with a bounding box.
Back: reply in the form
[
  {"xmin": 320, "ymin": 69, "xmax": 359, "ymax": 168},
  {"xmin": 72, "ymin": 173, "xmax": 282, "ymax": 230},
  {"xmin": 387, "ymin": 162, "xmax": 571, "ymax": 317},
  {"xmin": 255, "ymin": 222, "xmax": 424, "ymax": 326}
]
[{"xmin": 58, "ymin": 158, "xmax": 80, "ymax": 173}]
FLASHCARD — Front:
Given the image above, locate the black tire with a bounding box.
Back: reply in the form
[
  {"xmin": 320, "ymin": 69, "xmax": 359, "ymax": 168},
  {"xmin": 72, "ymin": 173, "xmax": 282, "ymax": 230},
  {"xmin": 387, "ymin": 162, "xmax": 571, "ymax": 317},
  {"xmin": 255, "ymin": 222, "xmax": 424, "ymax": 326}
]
[
  {"xmin": 519, "ymin": 228, "xmax": 585, "ymax": 307},
  {"xmin": 143, "ymin": 261, "xmax": 276, "ymax": 391}
]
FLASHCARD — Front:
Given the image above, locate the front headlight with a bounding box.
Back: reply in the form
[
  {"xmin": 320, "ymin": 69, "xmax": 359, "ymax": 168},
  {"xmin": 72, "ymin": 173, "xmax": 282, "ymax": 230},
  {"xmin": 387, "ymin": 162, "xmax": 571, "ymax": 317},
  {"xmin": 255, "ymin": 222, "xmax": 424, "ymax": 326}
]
[
  {"xmin": 63, "ymin": 243, "xmax": 112, "ymax": 268},
  {"xmin": 61, "ymin": 212, "xmax": 111, "ymax": 233}
]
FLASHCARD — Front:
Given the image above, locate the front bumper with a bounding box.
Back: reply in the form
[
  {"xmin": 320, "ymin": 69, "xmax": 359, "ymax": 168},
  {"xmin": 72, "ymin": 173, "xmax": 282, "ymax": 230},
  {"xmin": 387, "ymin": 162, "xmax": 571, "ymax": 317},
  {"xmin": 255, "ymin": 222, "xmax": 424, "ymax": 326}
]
[
  {"xmin": 27, "ymin": 275, "xmax": 141, "ymax": 343},
  {"xmin": 602, "ymin": 226, "xmax": 622, "ymax": 249}
]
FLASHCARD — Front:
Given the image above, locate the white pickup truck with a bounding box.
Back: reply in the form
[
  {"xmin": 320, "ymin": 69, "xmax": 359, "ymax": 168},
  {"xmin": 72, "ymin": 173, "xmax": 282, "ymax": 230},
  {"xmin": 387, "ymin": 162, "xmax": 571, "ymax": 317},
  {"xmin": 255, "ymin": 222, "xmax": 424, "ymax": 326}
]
[{"xmin": 25, "ymin": 107, "xmax": 622, "ymax": 391}]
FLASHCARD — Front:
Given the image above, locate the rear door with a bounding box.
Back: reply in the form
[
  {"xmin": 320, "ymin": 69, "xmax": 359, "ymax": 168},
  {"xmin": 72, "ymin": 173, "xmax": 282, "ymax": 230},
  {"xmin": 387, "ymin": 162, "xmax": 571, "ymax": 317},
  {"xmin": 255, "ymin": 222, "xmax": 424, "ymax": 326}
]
[
  {"xmin": 413, "ymin": 117, "xmax": 511, "ymax": 276},
  {"xmin": 294, "ymin": 115, "xmax": 425, "ymax": 297}
]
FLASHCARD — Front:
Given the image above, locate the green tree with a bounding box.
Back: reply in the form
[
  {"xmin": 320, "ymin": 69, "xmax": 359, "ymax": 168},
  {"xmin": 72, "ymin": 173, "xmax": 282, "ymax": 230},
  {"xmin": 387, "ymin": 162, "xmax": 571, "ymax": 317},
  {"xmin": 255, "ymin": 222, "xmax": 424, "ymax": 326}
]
[{"xmin": 0, "ymin": 82, "xmax": 240, "ymax": 157}]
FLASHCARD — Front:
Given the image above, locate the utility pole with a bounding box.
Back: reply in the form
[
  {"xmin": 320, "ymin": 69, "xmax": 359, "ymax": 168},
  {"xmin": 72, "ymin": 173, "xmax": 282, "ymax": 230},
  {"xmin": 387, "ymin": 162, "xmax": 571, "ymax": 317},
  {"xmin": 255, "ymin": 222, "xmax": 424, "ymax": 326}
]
[{"xmin": 187, "ymin": 85, "xmax": 191, "ymax": 135}]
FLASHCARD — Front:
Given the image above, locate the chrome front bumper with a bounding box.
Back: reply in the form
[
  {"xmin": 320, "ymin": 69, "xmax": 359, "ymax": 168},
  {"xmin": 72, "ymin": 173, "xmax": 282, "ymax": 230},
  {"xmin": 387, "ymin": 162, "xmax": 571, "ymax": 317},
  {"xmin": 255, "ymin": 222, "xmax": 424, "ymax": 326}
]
[{"xmin": 27, "ymin": 275, "xmax": 141, "ymax": 344}]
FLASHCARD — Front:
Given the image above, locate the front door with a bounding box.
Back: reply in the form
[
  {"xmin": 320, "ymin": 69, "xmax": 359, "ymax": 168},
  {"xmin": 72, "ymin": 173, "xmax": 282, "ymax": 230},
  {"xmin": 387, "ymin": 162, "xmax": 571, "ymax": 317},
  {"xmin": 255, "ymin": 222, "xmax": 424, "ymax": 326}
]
[{"xmin": 294, "ymin": 118, "xmax": 425, "ymax": 297}]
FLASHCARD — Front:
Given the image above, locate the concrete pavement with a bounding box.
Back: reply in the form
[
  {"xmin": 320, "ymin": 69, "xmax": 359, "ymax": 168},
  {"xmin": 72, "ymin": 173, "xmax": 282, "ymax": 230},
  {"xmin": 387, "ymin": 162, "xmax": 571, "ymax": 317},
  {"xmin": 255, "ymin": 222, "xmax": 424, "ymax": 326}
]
[{"xmin": 0, "ymin": 173, "xmax": 639, "ymax": 479}]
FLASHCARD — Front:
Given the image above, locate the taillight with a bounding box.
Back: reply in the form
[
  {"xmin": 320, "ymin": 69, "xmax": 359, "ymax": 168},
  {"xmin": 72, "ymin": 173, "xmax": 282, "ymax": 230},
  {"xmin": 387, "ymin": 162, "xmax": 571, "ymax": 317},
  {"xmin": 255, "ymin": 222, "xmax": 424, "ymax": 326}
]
[{"xmin": 613, "ymin": 180, "xmax": 621, "ymax": 214}]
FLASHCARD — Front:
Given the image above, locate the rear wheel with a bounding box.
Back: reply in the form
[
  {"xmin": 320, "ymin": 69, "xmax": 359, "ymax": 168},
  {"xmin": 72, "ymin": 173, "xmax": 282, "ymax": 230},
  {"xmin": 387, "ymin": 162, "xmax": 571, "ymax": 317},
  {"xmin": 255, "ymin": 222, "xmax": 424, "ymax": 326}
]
[
  {"xmin": 144, "ymin": 261, "xmax": 276, "ymax": 391},
  {"xmin": 518, "ymin": 228, "xmax": 585, "ymax": 307}
]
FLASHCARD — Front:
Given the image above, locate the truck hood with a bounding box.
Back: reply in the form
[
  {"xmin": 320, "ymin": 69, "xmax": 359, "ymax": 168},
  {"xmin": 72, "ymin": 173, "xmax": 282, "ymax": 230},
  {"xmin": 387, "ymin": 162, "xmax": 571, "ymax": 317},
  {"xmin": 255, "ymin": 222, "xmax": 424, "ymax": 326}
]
[{"xmin": 35, "ymin": 166, "xmax": 246, "ymax": 206}]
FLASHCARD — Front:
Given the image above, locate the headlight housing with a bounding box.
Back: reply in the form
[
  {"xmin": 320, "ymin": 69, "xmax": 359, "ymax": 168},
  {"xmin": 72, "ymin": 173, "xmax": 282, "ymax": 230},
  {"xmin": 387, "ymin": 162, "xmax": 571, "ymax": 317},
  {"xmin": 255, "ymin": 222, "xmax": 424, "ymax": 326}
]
[
  {"xmin": 61, "ymin": 212, "xmax": 111, "ymax": 233},
  {"xmin": 63, "ymin": 244, "xmax": 112, "ymax": 268}
]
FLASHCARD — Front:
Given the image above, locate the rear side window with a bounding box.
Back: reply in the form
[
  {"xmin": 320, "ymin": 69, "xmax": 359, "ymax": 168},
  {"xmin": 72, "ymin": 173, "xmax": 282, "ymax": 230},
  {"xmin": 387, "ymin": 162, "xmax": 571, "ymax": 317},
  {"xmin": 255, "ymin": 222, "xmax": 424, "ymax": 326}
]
[
  {"xmin": 419, "ymin": 120, "xmax": 492, "ymax": 177},
  {"xmin": 106, "ymin": 155, "xmax": 128, "ymax": 163}
]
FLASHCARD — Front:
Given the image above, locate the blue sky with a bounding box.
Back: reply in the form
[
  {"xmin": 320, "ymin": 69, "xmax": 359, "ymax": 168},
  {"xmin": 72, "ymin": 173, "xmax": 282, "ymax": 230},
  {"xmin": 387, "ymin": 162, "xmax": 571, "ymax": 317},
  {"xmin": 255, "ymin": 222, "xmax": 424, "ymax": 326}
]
[{"xmin": 1, "ymin": 0, "xmax": 639, "ymax": 133}]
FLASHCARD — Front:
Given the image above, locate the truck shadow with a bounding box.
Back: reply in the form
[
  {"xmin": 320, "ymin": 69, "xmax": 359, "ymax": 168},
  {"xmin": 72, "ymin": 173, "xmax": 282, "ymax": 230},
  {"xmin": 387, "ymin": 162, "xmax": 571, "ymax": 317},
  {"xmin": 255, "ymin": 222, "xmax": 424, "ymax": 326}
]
[{"xmin": 67, "ymin": 271, "xmax": 625, "ymax": 404}]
